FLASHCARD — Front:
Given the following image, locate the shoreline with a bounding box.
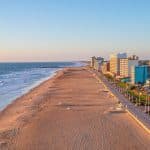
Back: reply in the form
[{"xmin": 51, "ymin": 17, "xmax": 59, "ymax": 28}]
[
  {"xmin": 0, "ymin": 66, "xmax": 149, "ymax": 149},
  {"xmin": 0, "ymin": 68, "xmax": 58, "ymax": 110},
  {"xmin": 0, "ymin": 61, "xmax": 86, "ymax": 112},
  {"xmin": 0, "ymin": 69, "xmax": 59, "ymax": 112},
  {"xmin": 0, "ymin": 61, "xmax": 85, "ymax": 112},
  {"xmin": 0, "ymin": 67, "xmax": 69, "ymax": 140}
]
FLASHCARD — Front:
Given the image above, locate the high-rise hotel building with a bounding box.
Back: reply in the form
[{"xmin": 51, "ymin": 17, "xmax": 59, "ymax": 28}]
[
  {"xmin": 119, "ymin": 58, "xmax": 128, "ymax": 77},
  {"xmin": 91, "ymin": 56, "xmax": 104, "ymax": 71},
  {"xmin": 110, "ymin": 54, "xmax": 119, "ymax": 75},
  {"xmin": 128, "ymin": 55, "xmax": 139, "ymax": 78},
  {"xmin": 110, "ymin": 53, "xmax": 128, "ymax": 77},
  {"xmin": 131, "ymin": 65, "xmax": 150, "ymax": 85}
]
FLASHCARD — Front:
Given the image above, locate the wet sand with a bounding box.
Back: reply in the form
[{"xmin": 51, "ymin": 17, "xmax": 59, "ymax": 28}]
[{"xmin": 0, "ymin": 67, "xmax": 150, "ymax": 150}]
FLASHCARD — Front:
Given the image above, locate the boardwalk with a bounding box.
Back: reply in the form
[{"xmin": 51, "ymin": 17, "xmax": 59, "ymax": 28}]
[
  {"xmin": 96, "ymin": 70, "xmax": 150, "ymax": 132},
  {"xmin": 7, "ymin": 67, "xmax": 150, "ymax": 150}
]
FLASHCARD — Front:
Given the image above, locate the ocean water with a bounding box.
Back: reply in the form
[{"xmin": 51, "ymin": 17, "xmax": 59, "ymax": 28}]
[{"xmin": 0, "ymin": 62, "xmax": 83, "ymax": 110}]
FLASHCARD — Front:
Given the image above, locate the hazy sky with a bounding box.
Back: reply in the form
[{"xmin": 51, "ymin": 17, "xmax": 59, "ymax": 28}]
[{"xmin": 0, "ymin": 0, "xmax": 150, "ymax": 62}]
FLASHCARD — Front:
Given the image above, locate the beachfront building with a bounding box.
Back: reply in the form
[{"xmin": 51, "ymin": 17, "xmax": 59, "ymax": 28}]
[
  {"xmin": 139, "ymin": 60, "xmax": 150, "ymax": 66},
  {"xmin": 94, "ymin": 57, "xmax": 104, "ymax": 71},
  {"xmin": 128, "ymin": 55, "xmax": 139, "ymax": 78},
  {"xmin": 119, "ymin": 58, "xmax": 128, "ymax": 78},
  {"xmin": 101, "ymin": 61, "xmax": 110, "ymax": 74},
  {"xmin": 91, "ymin": 56, "xmax": 104, "ymax": 71},
  {"xmin": 131, "ymin": 65, "xmax": 150, "ymax": 85},
  {"xmin": 128, "ymin": 55, "xmax": 139, "ymax": 60},
  {"xmin": 110, "ymin": 53, "xmax": 127, "ymax": 77},
  {"xmin": 110, "ymin": 54, "xmax": 118, "ymax": 76}
]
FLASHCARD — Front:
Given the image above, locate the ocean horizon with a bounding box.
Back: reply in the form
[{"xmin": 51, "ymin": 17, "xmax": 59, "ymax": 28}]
[{"xmin": 0, "ymin": 61, "xmax": 83, "ymax": 110}]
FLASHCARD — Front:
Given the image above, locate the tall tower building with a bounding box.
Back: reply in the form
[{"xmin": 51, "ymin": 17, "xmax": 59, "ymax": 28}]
[
  {"xmin": 110, "ymin": 53, "xmax": 127, "ymax": 76},
  {"xmin": 128, "ymin": 55, "xmax": 139, "ymax": 78},
  {"xmin": 119, "ymin": 58, "xmax": 128, "ymax": 78}
]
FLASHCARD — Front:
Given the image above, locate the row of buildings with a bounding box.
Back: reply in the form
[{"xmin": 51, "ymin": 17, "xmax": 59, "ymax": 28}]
[{"xmin": 91, "ymin": 53, "xmax": 150, "ymax": 86}]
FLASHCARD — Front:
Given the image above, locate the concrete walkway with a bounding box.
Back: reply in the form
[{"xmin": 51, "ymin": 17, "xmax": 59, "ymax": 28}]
[{"xmin": 93, "ymin": 69, "xmax": 150, "ymax": 133}]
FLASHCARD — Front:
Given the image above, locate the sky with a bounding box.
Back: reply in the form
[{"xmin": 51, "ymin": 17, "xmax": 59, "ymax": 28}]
[{"xmin": 0, "ymin": 0, "xmax": 150, "ymax": 62}]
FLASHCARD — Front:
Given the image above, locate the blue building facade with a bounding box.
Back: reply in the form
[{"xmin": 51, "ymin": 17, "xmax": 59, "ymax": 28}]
[{"xmin": 135, "ymin": 66, "xmax": 150, "ymax": 85}]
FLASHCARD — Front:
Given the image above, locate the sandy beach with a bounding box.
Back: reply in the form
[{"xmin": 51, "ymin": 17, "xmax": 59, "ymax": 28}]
[{"xmin": 0, "ymin": 67, "xmax": 150, "ymax": 150}]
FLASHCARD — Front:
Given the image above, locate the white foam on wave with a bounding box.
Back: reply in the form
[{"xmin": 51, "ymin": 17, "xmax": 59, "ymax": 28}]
[
  {"xmin": 0, "ymin": 67, "xmax": 60, "ymax": 110},
  {"xmin": 0, "ymin": 61, "xmax": 83, "ymax": 111}
]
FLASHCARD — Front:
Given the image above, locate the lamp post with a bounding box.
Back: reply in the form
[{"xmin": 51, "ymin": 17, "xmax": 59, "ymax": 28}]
[
  {"xmin": 145, "ymin": 94, "xmax": 147, "ymax": 113},
  {"xmin": 144, "ymin": 93, "xmax": 149, "ymax": 113},
  {"xmin": 135, "ymin": 97, "xmax": 137, "ymax": 106},
  {"xmin": 136, "ymin": 83, "xmax": 141, "ymax": 106},
  {"xmin": 148, "ymin": 95, "xmax": 150, "ymax": 115},
  {"xmin": 126, "ymin": 84, "xmax": 128, "ymax": 98},
  {"xmin": 132, "ymin": 94, "xmax": 134, "ymax": 103},
  {"xmin": 129, "ymin": 92, "xmax": 131, "ymax": 101},
  {"xmin": 139, "ymin": 92, "xmax": 142, "ymax": 106}
]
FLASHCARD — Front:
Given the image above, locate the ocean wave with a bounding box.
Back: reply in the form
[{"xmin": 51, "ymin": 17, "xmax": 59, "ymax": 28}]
[{"xmin": 0, "ymin": 62, "xmax": 76, "ymax": 110}]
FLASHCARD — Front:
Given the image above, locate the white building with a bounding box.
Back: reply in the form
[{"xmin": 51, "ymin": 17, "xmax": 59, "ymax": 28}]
[
  {"xmin": 128, "ymin": 55, "xmax": 139, "ymax": 79},
  {"xmin": 91, "ymin": 56, "xmax": 104, "ymax": 71},
  {"xmin": 128, "ymin": 60, "xmax": 139, "ymax": 77},
  {"xmin": 131, "ymin": 66, "xmax": 136, "ymax": 84}
]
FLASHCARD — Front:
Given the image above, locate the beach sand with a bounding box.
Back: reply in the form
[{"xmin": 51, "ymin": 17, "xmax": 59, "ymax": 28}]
[{"xmin": 0, "ymin": 67, "xmax": 150, "ymax": 150}]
